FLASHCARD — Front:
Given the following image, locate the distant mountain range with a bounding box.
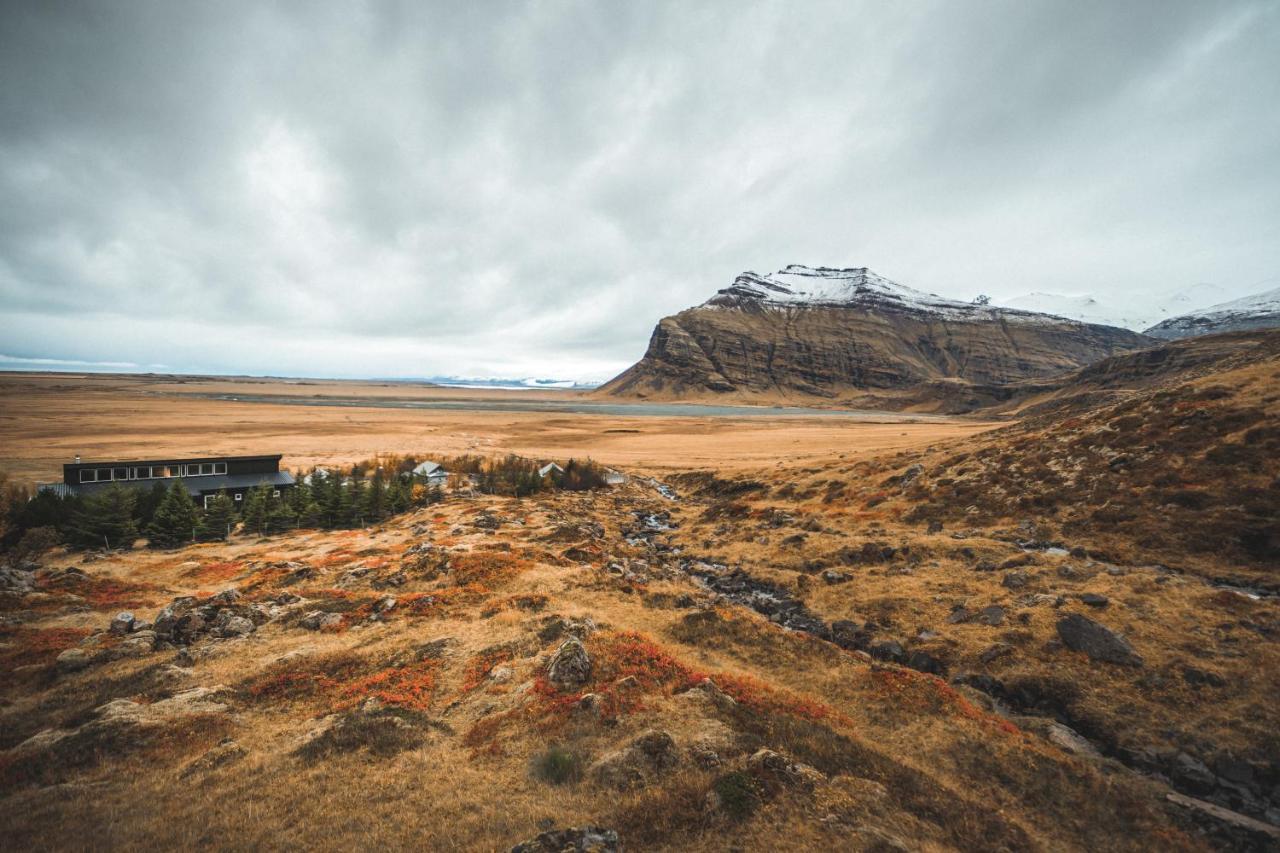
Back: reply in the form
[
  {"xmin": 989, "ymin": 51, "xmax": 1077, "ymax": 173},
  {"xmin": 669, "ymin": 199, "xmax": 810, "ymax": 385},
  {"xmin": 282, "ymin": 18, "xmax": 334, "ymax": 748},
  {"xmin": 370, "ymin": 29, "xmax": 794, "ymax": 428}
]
[
  {"xmin": 1143, "ymin": 287, "xmax": 1280, "ymax": 340},
  {"xmin": 423, "ymin": 376, "xmax": 600, "ymax": 391},
  {"xmin": 997, "ymin": 281, "xmax": 1273, "ymax": 331},
  {"xmin": 598, "ymin": 265, "xmax": 1149, "ymax": 407}
]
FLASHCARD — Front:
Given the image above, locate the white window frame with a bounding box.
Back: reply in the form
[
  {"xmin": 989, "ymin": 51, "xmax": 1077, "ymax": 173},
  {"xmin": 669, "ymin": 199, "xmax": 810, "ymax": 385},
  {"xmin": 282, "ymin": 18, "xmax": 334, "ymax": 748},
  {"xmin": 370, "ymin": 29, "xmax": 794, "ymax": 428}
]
[
  {"xmin": 234, "ymin": 493, "xmax": 243, "ymax": 501},
  {"xmin": 213, "ymin": 462, "xmax": 227, "ymax": 475},
  {"xmin": 272, "ymin": 489, "xmax": 281, "ymax": 498},
  {"xmin": 80, "ymin": 470, "xmax": 96, "ymax": 483}
]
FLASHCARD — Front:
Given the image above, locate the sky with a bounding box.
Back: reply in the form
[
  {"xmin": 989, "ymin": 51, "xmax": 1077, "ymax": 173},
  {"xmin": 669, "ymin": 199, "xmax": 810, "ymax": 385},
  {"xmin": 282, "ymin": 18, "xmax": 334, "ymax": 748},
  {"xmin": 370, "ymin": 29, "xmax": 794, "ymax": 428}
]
[{"xmin": 1, "ymin": 0, "xmax": 1278, "ymax": 383}]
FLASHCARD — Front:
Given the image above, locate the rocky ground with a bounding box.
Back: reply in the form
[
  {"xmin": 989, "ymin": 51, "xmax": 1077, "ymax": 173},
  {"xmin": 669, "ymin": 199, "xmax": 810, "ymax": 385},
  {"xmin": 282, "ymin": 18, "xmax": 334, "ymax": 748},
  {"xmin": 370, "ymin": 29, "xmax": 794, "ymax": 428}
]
[{"xmin": 2, "ymin": 337, "xmax": 1278, "ymax": 851}]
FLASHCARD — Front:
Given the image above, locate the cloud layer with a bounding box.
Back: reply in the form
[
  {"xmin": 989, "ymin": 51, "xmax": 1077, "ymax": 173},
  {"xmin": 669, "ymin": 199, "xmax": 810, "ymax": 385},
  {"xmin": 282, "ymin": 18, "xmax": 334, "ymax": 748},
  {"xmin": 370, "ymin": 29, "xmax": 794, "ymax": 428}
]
[{"xmin": 2, "ymin": 0, "xmax": 1277, "ymax": 380}]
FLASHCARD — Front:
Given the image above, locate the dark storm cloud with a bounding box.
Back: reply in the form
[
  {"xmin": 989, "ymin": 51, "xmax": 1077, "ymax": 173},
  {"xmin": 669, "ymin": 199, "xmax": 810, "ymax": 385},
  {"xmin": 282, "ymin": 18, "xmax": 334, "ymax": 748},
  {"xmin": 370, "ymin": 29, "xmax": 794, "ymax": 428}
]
[{"xmin": 1, "ymin": 0, "xmax": 1277, "ymax": 380}]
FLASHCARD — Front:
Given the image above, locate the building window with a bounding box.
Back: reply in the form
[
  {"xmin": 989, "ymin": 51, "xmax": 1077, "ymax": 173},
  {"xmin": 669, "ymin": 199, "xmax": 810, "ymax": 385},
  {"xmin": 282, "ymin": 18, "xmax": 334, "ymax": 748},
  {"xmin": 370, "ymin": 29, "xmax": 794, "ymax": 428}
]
[
  {"xmin": 213, "ymin": 462, "xmax": 227, "ymax": 474},
  {"xmin": 97, "ymin": 468, "xmax": 111, "ymax": 481},
  {"xmin": 200, "ymin": 463, "xmax": 214, "ymax": 475},
  {"xmin": 272, "ymin": 489, "xmax": 281, "ymax": 498},
  {"xmin": 204, "ymin": 495, "xmax": 216, "ymax": 509},
  {"xmin": 113, "ymin": 467, "xmax": 127, "ymax": 480},
  {"xmin": 234, "ymin": 493, "xmax": 243, "ymax": 501},
  {"xmin": 80, "ymin": 470, "xmax": 96, "ymax": 483}
]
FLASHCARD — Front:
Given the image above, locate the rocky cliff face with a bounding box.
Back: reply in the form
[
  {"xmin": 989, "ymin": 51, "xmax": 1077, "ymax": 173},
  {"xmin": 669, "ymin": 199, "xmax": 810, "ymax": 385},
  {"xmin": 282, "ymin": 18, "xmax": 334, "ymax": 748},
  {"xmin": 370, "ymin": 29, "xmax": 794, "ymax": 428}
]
[
  {"xmin": 600, "ymin": 266, "xmax": 1152, "ymax": 402},
  {"xmin": 1144, "ymin": 286, "xmax": 1280, "ymax": 340}
]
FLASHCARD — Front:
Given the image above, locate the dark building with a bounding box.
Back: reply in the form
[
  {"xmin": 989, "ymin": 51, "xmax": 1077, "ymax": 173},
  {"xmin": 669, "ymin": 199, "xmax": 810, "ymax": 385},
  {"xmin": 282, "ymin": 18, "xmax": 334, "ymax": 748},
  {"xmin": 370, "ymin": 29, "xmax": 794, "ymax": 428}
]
[{"xmin": 39, "ymin": 454, "xmax": 296, "ymax": 508}]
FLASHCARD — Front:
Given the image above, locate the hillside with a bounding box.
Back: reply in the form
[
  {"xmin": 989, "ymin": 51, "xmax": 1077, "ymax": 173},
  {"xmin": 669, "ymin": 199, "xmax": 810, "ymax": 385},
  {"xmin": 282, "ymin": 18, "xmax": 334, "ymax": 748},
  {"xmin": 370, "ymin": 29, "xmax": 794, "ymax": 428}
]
[
  {"xmin": 2, "ymin": 333, "xmax": 1278, "ymax": 850},
  {"xmin": 599, "ymin": 266, "xmax": 1152, "ymax": 406},
  {"xmin": 1145, "ymin": 287, "xmax": 1280, "ymax": 340}
]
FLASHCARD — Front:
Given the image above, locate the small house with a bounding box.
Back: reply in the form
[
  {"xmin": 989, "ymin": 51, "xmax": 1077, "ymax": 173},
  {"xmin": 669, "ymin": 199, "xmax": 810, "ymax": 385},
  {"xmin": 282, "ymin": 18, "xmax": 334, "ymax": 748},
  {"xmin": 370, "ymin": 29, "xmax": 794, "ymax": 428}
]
[
  {"xmin": 537, "ymin": 462, "xmax": 564, "ymax": 478},
  {"xmin": 40, "ymin": 454, "xmax": 296, "ymax": 509},
  {"xmin": 412, "ymin": 460, "xmax": 449, "ymax": 486}
]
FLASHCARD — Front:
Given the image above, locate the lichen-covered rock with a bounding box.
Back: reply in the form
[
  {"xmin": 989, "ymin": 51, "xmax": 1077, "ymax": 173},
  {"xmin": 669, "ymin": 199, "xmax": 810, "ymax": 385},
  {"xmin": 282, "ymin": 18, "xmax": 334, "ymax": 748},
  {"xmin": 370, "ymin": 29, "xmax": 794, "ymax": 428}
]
[
  {"xmin": 590, "ymin": 730, "xmax": 680, "ymax": 790},
  {"xmin": 547, "ymin": 637, "xmax": 591, "ymax": 687},
  {"xmin": 746, "ymin": 748, "xmax": 825, "ymax": 791},
  {"xmin": 510, "ymin": 826, "xmax": 619, "ymax": 853}
]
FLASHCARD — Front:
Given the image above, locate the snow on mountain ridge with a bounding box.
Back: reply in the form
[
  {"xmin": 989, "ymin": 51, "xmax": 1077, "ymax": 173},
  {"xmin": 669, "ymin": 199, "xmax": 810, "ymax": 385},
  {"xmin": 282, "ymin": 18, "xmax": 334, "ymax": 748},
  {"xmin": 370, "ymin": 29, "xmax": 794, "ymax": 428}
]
[{"xmin": 704, "ymin": 265, "xmax": 1078, "ymax": 326}]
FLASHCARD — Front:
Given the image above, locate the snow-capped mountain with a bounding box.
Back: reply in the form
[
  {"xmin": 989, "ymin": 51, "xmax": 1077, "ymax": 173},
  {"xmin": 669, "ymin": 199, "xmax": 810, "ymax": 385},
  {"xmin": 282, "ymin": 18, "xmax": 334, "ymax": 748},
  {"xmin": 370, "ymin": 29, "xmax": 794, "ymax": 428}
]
[
  {"xmin": 999, "ymin": 283, "xmax": 1247, "ymax": 331},
  {"xmin": 1143, "ymin": 287, "xmax": 1280, "ymax": 340},
  {"xmin": 708, "ymin": 265, "xmax": 1070, "ymax": 325},
  {"xmin": 600, "ymin": 265, "xmax": 1150, "ymax": 403}
]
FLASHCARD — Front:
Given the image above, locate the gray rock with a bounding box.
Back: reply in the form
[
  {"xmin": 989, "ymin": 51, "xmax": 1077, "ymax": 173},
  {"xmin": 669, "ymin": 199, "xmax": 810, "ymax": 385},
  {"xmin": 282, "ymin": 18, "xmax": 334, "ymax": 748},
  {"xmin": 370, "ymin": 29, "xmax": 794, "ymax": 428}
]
[
  {"xmin": 590, "ymin": 730, "xmax": 679, "ymax": 790},
  {"xmin": 510, "ymin": 826, "xmax": 619, "ymax": 853},
  {"xmin": 55, "ymin": 648, "xmax": 92, "ymax": 673},
  {"xmin": 109, "ymin": 611, "xmax": 136, "ymax": 634},
  {"xmin": 547, "ymin": 637, "xmax": 592, "ymax": 687},
  {"xmin": 1056, "ymin": 613, "xmax": 1143, "ymax": 667},
  {"xmin": 1080, "ymin": 593, "xmax": 1109, "ymax": 608},
  {"xmin": 978, "ymin": 605, "xmax": 1006, "ymax": 626},
  {"xmin": 299, "ymin": 611, "xmax": 343, "ymax": 631},
  {"xmin": 1002, "ymin": 571, "xmax": 1029, "ymax": 590},
  {"xmin": 746, "ymin": 748, "xmax": 824, "ymax": 791},
  {"xmin": 216, "ymin": 615, "xmax": 255, "ymax": 637}
]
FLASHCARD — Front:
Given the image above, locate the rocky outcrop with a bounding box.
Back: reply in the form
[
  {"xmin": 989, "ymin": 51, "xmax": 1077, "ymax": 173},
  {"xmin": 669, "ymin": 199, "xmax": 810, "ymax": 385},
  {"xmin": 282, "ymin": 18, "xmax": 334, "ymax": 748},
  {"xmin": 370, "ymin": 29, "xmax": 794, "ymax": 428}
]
[
  {"xmin": 600, "ymin": 265, "xmax": 1150, "ymax": 403},
  {"xmin": 1056, "ymin": 613, "xmax": 1143, "ymax": 667}
]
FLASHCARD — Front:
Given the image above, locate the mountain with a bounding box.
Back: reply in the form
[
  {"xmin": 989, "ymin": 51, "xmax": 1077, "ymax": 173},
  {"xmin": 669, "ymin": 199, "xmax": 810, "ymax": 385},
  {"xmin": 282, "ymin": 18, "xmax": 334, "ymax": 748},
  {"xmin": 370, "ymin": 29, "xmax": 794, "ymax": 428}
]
[
  {"xmin": 998, "ymin": 282, "xmax": 1241, "ymax": 330},
  {"xmin": 1143, "ymin": 286, "xmax": 1280, "ymax": 340},
  {"xmin": 599, "ymin": 265, "xmax": 1152, "ymax": 405}
]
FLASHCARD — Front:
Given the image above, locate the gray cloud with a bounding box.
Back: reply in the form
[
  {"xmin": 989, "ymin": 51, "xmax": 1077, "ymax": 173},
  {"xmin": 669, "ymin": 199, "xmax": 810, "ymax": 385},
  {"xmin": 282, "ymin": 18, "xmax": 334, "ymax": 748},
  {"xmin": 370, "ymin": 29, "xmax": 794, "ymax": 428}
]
[{"xmin": 1, "ymin": 0, "xmax": 1277, "ymax": 381}]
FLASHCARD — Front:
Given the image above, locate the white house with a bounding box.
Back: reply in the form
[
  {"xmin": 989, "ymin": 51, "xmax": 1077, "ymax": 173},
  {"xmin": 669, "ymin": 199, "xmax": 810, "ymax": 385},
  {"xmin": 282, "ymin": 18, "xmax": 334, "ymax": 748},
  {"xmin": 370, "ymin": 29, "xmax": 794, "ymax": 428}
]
[
  {"xmin": 412, "ymin": 460, "xmax": 449, "ymax": 485},
  {"xmin": 537, "ymin": 462, "xmax": 564, "ymax": 478}
]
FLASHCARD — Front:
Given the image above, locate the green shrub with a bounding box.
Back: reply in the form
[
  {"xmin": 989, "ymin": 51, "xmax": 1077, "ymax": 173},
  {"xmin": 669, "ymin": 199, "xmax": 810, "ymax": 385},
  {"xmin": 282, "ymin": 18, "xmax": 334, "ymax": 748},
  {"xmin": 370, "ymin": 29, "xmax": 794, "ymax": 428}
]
[
  {"xmin": 533, "ymin": 744, "xmax": 583, "ymax": 785},
  {"xmin": 712, "ymin": 771, "xmax": 760, "ymax": 820}
]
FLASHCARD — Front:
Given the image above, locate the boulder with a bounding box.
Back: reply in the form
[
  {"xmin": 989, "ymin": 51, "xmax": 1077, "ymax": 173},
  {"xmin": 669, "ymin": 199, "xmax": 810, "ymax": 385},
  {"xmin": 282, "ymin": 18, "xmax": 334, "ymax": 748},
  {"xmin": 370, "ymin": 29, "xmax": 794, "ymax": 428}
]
[
  {"xmin": 746, "ymin": 748, "xmax": 824, "ymax": 792},
  {"xmin": 590, "ymin": 730, "xmax": 679, "ymax": 790},
  {"xmin": 547, "ymin": 637, "xmax": 592, "ymax": 687},
  {"xmin": 868, "ymin": 640, "xmax": 906, "ymax": 664},
  {"xmin": 1056, "ymin": 613, "xmax": 1143, "ymax": 667},
  {"xmin": 55, "ymin": 648, "xmax": 92, "ymax": 673},
  {"xmin": 978, "ymin": 605, "xmax": 1006, "ymax": 626},
  {"xmin": 1001, "ymin": 571, "xmax": 1029, "ymax": 590},
  {"xmin": 215, "ymin": 615, "xmax": 255, "ymax": 638},
  {"xmin": 300, "ymin": 611, "xmax": 343, "ymax": 631},
  {"xmin": 1080, "ymin": 593, "xmax": 1109, "ymax": 608},
  {"xmin": 510, "ymin": 826, "xmax": 619, "ymax": 853}
]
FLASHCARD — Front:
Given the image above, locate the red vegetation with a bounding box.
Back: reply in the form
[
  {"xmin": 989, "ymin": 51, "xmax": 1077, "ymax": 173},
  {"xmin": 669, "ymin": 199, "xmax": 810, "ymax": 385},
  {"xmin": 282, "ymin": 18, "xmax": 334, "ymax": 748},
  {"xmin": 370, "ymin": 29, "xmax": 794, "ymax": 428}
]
[
  {"xmin": 0, "ymin": 626, "xmax": 92, "ymax": 674},
  {"xmin": 245, "ymin": 652, "xmax": 439, "ymax": 712},
  {"xmin": 187, "ymin": 561, "xmax": 245, "ymax": 584},
  {"xmin": 449, "ymin": 550, "xmax": 534, "ymax": 586}
]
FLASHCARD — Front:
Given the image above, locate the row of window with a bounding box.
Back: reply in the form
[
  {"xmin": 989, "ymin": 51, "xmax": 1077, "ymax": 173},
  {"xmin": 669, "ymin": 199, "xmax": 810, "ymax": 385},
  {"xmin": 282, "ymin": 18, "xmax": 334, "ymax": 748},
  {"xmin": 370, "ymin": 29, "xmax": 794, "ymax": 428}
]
[{"xmin": 80, "ymin": 462, "xmax": 228, "ymax": 484}]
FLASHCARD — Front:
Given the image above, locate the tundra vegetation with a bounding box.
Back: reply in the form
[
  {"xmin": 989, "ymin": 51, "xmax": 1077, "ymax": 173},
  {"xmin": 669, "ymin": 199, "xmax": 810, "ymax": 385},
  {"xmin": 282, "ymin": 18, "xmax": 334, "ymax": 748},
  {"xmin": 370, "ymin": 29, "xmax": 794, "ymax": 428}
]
[{"xmin": 0, "ymin": 331, "xmax": 1277, "ymax": 851}]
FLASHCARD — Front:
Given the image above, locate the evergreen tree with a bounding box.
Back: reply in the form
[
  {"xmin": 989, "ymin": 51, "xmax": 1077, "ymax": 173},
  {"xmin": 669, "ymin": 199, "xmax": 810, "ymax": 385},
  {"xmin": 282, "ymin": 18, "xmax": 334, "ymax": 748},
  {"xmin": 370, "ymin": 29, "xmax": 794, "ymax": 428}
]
[
  {"xmin": 386, "ymin": 475, "xmax": 411, "ymax": 515},
  {"xmin": 135, "ymin": 481, "xmax": 169, "ymax": 529},
  {"xmin": 241, "ymin": 484, "xmax": 270, "ymax": 535},
  {"xmin": 266, "ymin": 490, "xmax": 296, "ymax": 532},
  {"xmin": 365, "ymin": 467, "xmax": 387, "ymax": 521},
  {"xmin": 68, "ymin": 484, "xmax": 138, "ymax": 549},
  {"xmin": 290, "ymin": 481, "xmax": 321, "ymax": 528},
  {"xmin": 197, "ymin": 490, "xmax": 237, "ymax": 541},
  {"xmin": 347, "ymin": 474, "xmax": 366, "ymax": 526},
  {"xmin": 147, "ymin": 480, "xmax": 199, "ymax": 548}
]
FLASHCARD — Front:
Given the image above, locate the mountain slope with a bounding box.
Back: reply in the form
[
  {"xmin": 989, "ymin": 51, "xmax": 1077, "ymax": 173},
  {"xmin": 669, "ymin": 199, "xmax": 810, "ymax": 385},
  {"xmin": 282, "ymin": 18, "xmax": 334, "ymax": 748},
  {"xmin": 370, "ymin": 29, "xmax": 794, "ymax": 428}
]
[
  {"xmin": 999, "ymin": 282, "xmax": 1232, "ymax": 331},
  {"xmin": 1144, "ymin": 286, "xmax": 1280, "ymax": 340},
  {"xmin": 601, "ymin": 266, "xmax": 1152, "ymax": 405}
]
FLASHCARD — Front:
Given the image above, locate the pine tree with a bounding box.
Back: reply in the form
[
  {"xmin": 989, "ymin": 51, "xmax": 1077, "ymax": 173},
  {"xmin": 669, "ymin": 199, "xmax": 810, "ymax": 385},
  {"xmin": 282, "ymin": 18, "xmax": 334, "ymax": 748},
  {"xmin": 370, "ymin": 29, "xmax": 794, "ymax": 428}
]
[
  {"xmin": 386, "ymin": 475, "xmax": 410, "ymax": 515},
  {"xmin": 290, "ymin": 481, "xmax": 321, "ymax": 528},
  {"xmin": 68, "ymin": 484, "xmax": 139, "ymax": 549},
  {"xmin": 346, "ymin": 474, "xmax": 366, "ymax": 526},
  {"xmin": 266, "ymin": 490, "xmax": 296, "ymax": 532},
  {"xmin": 197, "ymin": 490, "xmax": 237, "ymax": 541},
  {"xmin": 241, "ymin": 484, "xmax": 270, "ymax": 535},
  {"xmin": 365, "ymin": 468, "xmax": 387, "ymax": 521},
  {"xmin": 147, "ymin": 480, "xmax": 199, "ymax": 548}
]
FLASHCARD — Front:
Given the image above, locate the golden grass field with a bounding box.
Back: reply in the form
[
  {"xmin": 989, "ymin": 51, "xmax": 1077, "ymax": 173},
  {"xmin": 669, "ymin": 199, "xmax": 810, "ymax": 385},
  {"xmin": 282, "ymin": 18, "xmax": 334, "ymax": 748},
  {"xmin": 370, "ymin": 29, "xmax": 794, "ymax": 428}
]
[{"xmin": 0, "ymin": 372, "xmax": 1002, "ymax": 485}]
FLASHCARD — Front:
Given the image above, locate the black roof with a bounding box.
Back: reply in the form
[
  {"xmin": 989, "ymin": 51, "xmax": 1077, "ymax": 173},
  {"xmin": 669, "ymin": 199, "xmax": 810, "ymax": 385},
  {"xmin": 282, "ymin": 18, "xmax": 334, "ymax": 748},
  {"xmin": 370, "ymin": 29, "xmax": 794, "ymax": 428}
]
[{"xmin": 64, "ymin": 454, "xmax": 282, "ymax": 471}]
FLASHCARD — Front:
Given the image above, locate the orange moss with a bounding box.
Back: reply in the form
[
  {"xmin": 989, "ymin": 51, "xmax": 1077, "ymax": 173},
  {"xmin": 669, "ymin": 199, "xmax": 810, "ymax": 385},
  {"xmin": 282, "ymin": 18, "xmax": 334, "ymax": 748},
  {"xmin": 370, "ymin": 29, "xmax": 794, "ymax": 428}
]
[
  {"xmin": 866, "ymin": 667, "xmax": 1021, "ymax": 736},
  {"xmin": 459, "ymin": 647, "xmax": 515, "ymax": 695},
  {"xmin": 449, "ymin": 550, "xmax": 534, "ymax": 586},
  {"xmin": 399, "ymin": 583, "xmax": 489, "ymax": 617},
  {"xmin": 187, "ymin": 560, "xmax": 245, "ymax": 584},
  {"xmin": 336, "ymin": 660, "xmax": 440, "ymax": 712}
]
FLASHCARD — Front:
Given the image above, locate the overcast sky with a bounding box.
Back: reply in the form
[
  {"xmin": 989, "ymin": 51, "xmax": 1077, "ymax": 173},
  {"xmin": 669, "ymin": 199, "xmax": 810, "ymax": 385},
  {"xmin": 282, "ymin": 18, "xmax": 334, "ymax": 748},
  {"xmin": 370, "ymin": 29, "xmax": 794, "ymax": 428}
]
[{"xmin": 1, "ymin": 1, "xmax": 1278, "ymax": 381}]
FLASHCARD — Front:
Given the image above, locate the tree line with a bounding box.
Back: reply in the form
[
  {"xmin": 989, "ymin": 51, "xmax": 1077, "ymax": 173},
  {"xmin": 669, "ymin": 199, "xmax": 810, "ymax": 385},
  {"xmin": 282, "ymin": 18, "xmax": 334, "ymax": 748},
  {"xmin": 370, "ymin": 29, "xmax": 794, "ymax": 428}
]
[{"xmin": 1, "ymin": 454, "xmax": 613, "ymax": 554}]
